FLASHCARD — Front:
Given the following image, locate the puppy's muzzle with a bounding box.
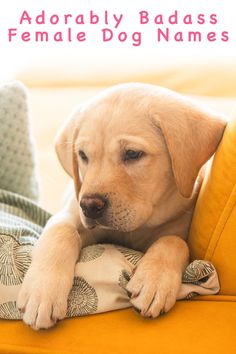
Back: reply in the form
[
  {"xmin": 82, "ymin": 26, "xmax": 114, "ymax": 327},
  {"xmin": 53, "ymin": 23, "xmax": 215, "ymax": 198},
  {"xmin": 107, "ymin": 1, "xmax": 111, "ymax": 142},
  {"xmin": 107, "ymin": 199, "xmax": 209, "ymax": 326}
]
[{"xmin": 80, "ymin": 194, "xmax": 108, "ymax": 219}]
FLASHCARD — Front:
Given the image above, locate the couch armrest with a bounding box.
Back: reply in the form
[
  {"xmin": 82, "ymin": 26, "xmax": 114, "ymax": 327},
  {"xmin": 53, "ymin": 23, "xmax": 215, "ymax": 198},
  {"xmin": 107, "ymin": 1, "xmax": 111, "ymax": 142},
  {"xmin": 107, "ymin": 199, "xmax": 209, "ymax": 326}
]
[{"xmin": 188, "ymin": 114, "xmax": 236, "ymax": 295}]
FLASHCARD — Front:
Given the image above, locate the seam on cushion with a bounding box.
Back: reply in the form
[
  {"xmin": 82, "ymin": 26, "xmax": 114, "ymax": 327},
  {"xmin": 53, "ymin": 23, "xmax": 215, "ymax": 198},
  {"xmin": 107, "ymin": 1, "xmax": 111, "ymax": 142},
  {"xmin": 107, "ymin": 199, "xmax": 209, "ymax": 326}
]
[
  {"xmin": 191, "ymin": 295, "xmax": 236, "ymax": 302},
  {"xmin": 204, "ymin": 183, "xmax": 236, "ymax": 261}
]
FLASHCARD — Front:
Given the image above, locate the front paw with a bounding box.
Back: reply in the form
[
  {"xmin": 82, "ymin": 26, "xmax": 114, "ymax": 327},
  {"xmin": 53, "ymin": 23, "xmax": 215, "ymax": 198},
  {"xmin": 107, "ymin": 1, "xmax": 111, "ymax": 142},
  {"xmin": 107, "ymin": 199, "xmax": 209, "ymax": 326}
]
[
  {"xmin": 126, "ymin": 262, "xmax": 181, "ymax": 318},
  {"xmin": 17, "ymin": 266, "xmax": 72, "ymax": 330}
]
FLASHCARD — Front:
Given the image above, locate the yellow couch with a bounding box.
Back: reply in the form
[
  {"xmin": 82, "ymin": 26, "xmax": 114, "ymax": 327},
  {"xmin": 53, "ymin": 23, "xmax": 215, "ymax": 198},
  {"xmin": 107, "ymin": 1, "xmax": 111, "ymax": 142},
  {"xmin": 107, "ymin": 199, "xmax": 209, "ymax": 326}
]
[
  {"xmin": 1, "ymin": 58, "xmax": 236, "ymax": 353},
  {"xmin": 1, "ymin": 106, "xmax": 235, "ymax": 354}
]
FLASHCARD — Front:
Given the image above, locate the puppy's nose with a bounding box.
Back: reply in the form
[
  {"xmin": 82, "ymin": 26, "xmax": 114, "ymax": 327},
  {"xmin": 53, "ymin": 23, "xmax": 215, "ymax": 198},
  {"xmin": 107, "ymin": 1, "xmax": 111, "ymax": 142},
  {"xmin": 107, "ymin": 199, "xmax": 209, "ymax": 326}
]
[{"xmin": 80, "ymin": 195, "xmax": 108, "ymax": 219}]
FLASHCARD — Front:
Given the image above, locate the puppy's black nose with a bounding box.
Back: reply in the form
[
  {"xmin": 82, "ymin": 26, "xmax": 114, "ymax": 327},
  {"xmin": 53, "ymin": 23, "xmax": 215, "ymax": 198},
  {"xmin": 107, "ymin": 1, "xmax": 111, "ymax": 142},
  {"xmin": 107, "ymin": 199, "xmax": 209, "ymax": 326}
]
[{"xmin": 80, "ymin": 195, "xmax": 108, "ymax": 219}]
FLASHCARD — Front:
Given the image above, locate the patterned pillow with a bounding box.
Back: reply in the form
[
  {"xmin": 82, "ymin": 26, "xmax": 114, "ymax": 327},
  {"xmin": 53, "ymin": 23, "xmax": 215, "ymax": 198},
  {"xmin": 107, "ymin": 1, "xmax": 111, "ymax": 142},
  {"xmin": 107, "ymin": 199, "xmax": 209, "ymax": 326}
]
[{"xmin": 0, "ymin": 189, "xmax": 220, "ymax": 319}]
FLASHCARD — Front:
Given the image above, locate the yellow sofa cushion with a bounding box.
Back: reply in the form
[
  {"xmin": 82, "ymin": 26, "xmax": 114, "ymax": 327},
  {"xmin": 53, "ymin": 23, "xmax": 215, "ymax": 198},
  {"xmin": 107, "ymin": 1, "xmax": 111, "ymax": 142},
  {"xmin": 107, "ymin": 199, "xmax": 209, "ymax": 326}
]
[
  {"xmin": 188, "ymin": 115, "xmax": 236, "ymax": 295},
  {"xmin": 1, "ymin": 300, "xmax": 236, "ymax": 354}
]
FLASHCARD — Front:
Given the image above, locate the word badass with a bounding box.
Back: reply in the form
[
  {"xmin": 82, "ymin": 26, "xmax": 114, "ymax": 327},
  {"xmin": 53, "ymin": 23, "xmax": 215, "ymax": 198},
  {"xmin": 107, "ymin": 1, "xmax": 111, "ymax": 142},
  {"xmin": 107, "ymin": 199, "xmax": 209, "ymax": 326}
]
[{"xmin": 139, "ymin": 10, "xmax": 218, "ymax": 25}]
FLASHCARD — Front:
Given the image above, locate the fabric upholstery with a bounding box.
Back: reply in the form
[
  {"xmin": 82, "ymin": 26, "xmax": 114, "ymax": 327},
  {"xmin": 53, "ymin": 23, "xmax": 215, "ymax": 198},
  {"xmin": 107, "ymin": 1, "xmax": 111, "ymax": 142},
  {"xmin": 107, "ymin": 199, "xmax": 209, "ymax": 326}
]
[
  {"xmin": 1, "ymin": 300, "xmax": 236, "ymax": 354},
  {"xmin": 189, "ymin": 114, "xmax": 236, "ymax": 295}
]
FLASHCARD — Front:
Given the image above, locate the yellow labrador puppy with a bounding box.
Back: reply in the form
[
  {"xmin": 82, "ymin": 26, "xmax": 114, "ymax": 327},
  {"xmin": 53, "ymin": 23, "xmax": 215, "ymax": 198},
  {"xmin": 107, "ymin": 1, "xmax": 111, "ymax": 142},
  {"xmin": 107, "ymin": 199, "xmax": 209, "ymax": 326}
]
[{"xmin": 18, "ymin": 83, "xmax": 226, "ymax": 330}]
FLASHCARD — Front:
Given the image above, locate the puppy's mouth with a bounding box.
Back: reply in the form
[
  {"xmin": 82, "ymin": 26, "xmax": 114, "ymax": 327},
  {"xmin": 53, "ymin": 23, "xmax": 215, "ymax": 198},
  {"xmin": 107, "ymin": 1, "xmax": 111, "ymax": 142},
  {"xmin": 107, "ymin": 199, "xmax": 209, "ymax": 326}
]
[
  {"xmin": 82, "ymin": 216, "xmax": 113, "ymax": 231},
  {"xmin": 81, "ymin": 214, "xmax": 140, "ymax": 233}
]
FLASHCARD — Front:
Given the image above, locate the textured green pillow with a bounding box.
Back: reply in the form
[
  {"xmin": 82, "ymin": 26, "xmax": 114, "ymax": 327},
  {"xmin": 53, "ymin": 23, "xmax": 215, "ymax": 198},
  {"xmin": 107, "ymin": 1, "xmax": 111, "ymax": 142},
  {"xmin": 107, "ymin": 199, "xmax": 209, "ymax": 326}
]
[{"xmin": 0, "ymin": 81, "xmax": 39, "ymax": 201}]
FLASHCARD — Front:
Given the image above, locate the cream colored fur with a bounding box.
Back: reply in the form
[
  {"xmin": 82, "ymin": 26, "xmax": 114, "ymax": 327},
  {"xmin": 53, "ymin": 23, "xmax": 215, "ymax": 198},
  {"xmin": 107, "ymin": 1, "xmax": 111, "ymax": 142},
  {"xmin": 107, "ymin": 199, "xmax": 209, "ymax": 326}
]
[{"xmin": 17, "ymin": 83, "xmax": 226, "ymax": 330}]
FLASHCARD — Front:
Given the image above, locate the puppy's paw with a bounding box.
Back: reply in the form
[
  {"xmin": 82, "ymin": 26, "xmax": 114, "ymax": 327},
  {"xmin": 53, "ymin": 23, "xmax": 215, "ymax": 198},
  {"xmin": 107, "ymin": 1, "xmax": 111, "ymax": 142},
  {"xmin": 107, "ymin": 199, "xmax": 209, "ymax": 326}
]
[
  {"xmin": 17, "ymin": 266, "xmax": 72, "ymax": 330},
  {"xmin": 126, "ymin": 261, "xmax": 181, "ymax": 318}
]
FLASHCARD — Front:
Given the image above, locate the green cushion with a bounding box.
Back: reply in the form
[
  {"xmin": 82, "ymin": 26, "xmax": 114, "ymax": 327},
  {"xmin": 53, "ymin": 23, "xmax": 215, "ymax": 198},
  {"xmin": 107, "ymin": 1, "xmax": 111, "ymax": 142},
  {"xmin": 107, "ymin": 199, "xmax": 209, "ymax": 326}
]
[{"xmin": 0, "ymin": 81, "xmax": 39, "ymax": 201}]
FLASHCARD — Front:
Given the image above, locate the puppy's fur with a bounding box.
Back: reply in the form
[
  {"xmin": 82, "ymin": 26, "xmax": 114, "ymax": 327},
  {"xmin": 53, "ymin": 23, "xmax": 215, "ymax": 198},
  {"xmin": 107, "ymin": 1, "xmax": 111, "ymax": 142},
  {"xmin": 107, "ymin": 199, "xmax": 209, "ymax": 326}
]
[{"xmin": 18, "ymin": 83, "xmax": 226, "ymax": 329}]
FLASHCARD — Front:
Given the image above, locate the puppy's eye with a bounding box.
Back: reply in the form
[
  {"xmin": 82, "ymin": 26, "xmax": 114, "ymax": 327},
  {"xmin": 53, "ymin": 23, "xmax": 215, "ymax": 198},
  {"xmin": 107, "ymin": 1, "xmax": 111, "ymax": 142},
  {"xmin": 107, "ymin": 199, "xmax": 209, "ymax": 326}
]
[
  {"xmin": 79, "ymin": 150, "xmax": 88, "ymax": 163},
  {"xmin": 123, "ymin": 150, "xmax": 144, "ymax": 162}
]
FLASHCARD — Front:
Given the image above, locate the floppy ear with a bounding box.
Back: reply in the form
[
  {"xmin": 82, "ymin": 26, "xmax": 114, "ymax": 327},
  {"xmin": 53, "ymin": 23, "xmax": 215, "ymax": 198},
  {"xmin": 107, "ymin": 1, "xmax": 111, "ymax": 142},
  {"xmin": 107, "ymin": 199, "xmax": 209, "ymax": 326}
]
[
  {"xmin": 153, "ymin": 93, "xmax": 226, "ymax": 198},
  {"xmin": 55, "ymin": 113, "xmax": 81, "ymax": 198}
]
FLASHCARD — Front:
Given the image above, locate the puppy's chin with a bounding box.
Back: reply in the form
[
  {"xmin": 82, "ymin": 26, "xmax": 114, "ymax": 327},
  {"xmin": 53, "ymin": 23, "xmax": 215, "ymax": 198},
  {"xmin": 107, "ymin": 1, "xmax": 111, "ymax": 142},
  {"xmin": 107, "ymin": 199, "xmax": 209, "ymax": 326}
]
[
  {"xmin": 80, "ymin": 214, "xmax": 111, "ymax": 231},
  {"xmin": 81, "ymin": 217, "xmax": 141, "ymax": 233},
  {"xmin": 79, "ymin": 209, "xmax": 147, "ymax": 232}
]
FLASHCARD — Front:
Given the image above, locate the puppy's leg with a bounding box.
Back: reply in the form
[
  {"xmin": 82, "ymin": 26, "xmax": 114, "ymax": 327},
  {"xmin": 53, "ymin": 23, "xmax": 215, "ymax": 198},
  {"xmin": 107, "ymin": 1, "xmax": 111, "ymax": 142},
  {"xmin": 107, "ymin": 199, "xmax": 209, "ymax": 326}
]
[
  {"xmin": 17, "ymin": 197, "xmax": 81, "ymax": 330},
  {"xmin": 126, "ymin": 236, "xmax": 189, "ymax": 317}
]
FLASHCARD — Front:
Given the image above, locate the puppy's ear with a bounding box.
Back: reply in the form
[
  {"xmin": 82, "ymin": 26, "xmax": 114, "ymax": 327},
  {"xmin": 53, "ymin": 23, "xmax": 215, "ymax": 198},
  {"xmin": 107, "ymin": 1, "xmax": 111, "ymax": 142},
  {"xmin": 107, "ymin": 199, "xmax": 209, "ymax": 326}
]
[
  {"xmin": 55, "ymin": 113, "xmax": 81, "ymax": 198},
  {"xmin": 153, "ymin": 93, "xmax": 226, "ymax": 198}
]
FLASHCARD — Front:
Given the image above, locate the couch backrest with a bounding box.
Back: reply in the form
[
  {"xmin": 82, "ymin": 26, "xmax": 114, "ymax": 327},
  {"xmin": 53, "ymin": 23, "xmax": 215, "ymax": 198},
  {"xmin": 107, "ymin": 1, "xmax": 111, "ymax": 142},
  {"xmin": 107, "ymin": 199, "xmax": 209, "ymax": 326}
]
[{"xmin": 188, "ymin": 114, "xmax": 236, "ymax": 295}]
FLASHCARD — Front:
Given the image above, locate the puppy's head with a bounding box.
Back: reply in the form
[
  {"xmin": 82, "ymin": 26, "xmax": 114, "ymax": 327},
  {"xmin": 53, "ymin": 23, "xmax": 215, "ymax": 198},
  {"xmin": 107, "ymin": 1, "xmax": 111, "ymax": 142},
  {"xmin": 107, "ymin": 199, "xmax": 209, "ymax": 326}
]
[{"xmin": 55, "ymin": 83, "xmax": 226, "ymax": 232}]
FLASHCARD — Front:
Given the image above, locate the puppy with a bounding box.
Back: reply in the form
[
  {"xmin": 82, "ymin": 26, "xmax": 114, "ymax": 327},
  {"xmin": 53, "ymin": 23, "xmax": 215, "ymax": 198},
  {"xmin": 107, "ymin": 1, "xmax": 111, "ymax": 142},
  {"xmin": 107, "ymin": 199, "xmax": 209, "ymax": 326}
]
[{"xmin": 18, "ymin": 83, "xmax": 226, "ymax": 330}]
